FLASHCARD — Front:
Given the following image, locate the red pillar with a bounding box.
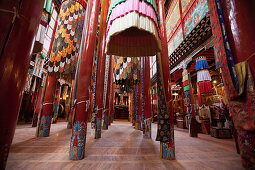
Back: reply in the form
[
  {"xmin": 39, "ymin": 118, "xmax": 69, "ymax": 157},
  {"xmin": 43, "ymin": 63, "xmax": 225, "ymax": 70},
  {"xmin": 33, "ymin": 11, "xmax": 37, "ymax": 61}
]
[
  {"xmin": 109, "ymin": 57, "xmax": 114, "ymax": 125},
  {"xmin": 144, "ymin": 57, "xmax": 152, "ymax": 119},
  {"xmin": 220, "ymin": 0, "xmax": 255, "ymax": 77},
  {"xmin": 94, "ymin": 0, "xmax": 109, "ymax": 138},
  {"xmin": 38, "ymin": 76, "xmax": 57, "ymax": 137},
  {"xmin": 143, "ymin": 57, "xmax": 152, "ymax": 138},
  {"xmin": 110, "ymin": 81, "xmax": 115, "ymax": 123},
  {"xmin": 158, "ymin": 0, "xmax": 175, "ymax": 160},
  {"xmin": 0, "ymin": 0, "xmax": 44, "ymax": 168},
  {"xmin": 69, "ymin": 0, "xmax": 100, "ymax": 160},
  {"xmin": 189, "ymin": 76, "xmax": 198, "ymax": 137},
  {"xmin": 104, "ymin": 55, "xmax": 113, "ymax": 129},
  {"xmin": 32, "ymin": 75, "xmax": 46, "ymax": 127},
  {"xmin": 138, "ymin": 58, "xmax": 143, "ymax": 130}
]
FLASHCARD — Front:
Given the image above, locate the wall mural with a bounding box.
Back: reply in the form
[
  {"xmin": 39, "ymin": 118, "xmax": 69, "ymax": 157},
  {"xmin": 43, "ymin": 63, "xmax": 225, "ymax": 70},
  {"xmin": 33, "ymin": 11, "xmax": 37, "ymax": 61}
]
[
  {"xmin": 168, "ymin": 27, "xmax": 183, "ymax": 56},
  {"xmin": 184, "ymin": 0, "xmax": 208, "ymax": 37},
  {"xmin": 165, "ymin": 0, "xmax": 180, "ymax": 39}
]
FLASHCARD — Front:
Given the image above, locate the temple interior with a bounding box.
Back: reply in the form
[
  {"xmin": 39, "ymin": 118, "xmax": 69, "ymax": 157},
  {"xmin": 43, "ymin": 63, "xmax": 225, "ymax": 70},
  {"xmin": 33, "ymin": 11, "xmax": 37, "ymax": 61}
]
[{"xmin": 0, "ymin": 0, "xmax": 254, "ymax": 169}]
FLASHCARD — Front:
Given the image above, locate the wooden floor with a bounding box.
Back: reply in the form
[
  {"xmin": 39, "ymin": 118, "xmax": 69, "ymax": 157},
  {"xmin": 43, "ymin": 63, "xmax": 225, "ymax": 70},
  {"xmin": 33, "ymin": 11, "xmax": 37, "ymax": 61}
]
[{"xmin": 6, "ymin": 120, "xmax": 242, "ymax": 170}]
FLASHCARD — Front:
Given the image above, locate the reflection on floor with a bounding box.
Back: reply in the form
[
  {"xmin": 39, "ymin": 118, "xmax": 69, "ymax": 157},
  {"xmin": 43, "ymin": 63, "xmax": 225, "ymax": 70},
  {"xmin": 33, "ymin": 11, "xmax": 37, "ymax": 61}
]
[{"xmin": 6, "ymin": 120, "xmax": 242, "ymax": 170}]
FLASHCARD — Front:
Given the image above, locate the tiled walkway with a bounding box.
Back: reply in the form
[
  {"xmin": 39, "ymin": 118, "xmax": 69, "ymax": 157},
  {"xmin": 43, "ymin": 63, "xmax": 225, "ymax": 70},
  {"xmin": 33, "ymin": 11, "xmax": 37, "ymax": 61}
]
[{"xmin": 6, "ymin": 120, "xmax": 242, "ymax": 170}]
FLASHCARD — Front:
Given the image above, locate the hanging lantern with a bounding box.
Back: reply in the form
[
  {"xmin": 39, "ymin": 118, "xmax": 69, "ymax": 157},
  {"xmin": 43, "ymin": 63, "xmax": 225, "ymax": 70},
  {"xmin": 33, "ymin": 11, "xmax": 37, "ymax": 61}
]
[
  {"xmin": 105, "ymin": 0, "xmax": 161, "ymax": 57},
  {"xmin": 196, "ymin": 56, "xmax": 213, "ymax": 94},
  {"xmin": 48, "ymin": 0, "xmax": 87, "ymax": 75}
]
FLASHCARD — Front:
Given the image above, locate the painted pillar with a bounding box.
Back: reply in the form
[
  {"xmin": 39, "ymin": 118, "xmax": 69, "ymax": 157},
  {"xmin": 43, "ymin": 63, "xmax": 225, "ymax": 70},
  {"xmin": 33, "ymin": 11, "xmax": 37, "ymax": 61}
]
[
  {"xmin": 104, "ymin": 55, "xmax": 113, "ymax": 129},
  {"xmin": 182, "ymin": 68, "xmax": 197, "ymax": 137},
  {"xmin": 0, "ymin": 0, "xmax": 45, "ymax": 167},
  {"xmin": 138, "ymin": 58, "xmax": 143, "ymax": 131},
  {"xmin": 69, "ymin": 0, "xmax": 100, "ymax": 160},
  {"xmin": 158, "ymin": 0, "xmax": 175, "ymax": 160},
  {"xmin": 94, "ymin": 0, "xmax": 109, "ymax": 138},
  {"xmin": 32, "ymin": 78, "xmax": 43, "ymax": 127},
  {"xmin": 111, "ymin": 82, "xmax": 115, "ymax": 123},
  {"xmin": 143, "ymin": 57, "xmax": 152, "ymax": 138},
  {"xmin": 38, "ymin": 76, "xmax": 57, "ymax": 137},
  {"xmin": 65, "ymin": 87, "xmax": 71, "ymax": 120},
  {"xmin": 134, "ymin": 73, "xmax": 139, "ymax": 130},
  {"xmin": 62, "ymin": 85, "xmax": 69, "ymax": 119},
  {"xmin": 52, "ymin": 83, "xmax": 61, "ymax": 124},
  {"xmin": 108, "ymin": 57, "xmax": 114, "ymax": 126},
  {"xmin": 188, "ymin": 73, "xmax": 197, "ymax": 137}
]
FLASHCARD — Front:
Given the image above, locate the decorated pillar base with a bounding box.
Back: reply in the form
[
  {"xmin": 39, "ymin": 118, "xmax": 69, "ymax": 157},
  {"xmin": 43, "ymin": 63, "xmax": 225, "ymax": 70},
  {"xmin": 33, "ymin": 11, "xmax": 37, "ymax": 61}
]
[
  {"xmin": 69, "ymin": 122, "xmax": 87, "ymax": 160},
  {"xmin": 143, "ymin": 119, "xmax": 151, "ymax": 139},
  {"xmin": 94, "ymin": 118, "xmax": 102, "ymax": 139},
  {"xmin": 38, "ymin": 116, "xmax": 51, "ymax": 137},
  {"xmin": 189, "ymin": 117, "xmax": 198, "ymax": 137},
  {"xmin": 160, "ymin": 142, "xmax": 175, "ymax": 160},
  {"xmin": 102, "ymin": 115, "xmax": 108, "ymax": 130}
]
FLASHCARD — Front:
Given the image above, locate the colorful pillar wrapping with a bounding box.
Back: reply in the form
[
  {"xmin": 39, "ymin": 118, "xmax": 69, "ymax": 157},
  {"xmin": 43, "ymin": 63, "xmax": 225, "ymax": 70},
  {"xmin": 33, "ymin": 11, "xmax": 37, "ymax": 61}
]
[
  {"xmin": 156, "ymin": 0, "xmax": 175, "ymax": 160},
  {"xmin": 44, "ymin": 0, "xmax": 87, "ymax": 136},
  {"xmin": 65, "ymin": 87, "xmax": 71, "ymax": 119},
  {"xmin": 52, "ymin": 83, "xmax": 61, "ymax": 124},
  {"xmin": 208, "ymin": 0, "xmax": 255, "ymax": 168},
  {"xmin": 0, "ymin": 0, "xmax": 44, "ymax": 167},
  {"xmin": 104, "ymin": 55, "xmax": 113, "ymax": 129},
  {"xmin": 69, "ymin": 0, "xmax": 99, "ymax": 160},
  {"xmin": 143, "ymin": 57, "xmax": 152, "ymax": 138},
  {"xmin": 182, "ymin": 69, "xmax": 191, "ymax": 120},
  {"xmin": 102, "ymin": 55, "xmax": 110, "ymax": 130},
  {"xmin": 94, "ymin": 0, "xmax": 110, "ymax": 139},
  {"xmin": 39, "ymin": 76, "xmax": 57, "ymax": 137},
  {"xmin": 48, "ymin": 0, "xmax": 86, "ymax": 75},
  {"xmin": 182, "ymin": 69, "xmax": 197, "ymax": 137},
  {"xmin": 32, "ymin": 74, "xmax": 47, "ymax": 127},
  {"xmin": 138, "ymin": 58, "xmax": 143, "ymax": 131},
  {"xmin": 134, "ymin": 68, "xmax": 139, "ymax": 130},
  {"xmin": 110, "ymin": 82, "xmax": 115, "ymax": 123}
]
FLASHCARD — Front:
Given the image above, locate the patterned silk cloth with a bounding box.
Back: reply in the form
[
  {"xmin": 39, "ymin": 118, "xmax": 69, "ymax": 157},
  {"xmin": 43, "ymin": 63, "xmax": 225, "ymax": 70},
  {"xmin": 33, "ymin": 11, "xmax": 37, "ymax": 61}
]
[
  {"xmin": 48, "ymin": 0, "xmax": 86, "ymax": 76},
  {"xmin": 114, "ymin": 56, "xmax": 140, "ymax": 90},
  {"xmin": 208, "ymin": 0, "xmax": 255, "ymax": 168}
]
